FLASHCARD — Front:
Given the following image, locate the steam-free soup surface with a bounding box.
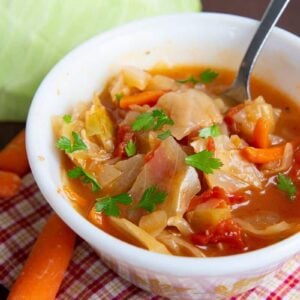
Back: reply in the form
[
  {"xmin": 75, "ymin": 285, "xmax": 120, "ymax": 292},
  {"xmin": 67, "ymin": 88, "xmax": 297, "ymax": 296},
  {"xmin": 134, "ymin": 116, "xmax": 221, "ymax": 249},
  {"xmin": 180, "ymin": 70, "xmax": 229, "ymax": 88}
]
[{"xmin": 54, "ymin": 66, "xmax": 300, "ymax": 257}]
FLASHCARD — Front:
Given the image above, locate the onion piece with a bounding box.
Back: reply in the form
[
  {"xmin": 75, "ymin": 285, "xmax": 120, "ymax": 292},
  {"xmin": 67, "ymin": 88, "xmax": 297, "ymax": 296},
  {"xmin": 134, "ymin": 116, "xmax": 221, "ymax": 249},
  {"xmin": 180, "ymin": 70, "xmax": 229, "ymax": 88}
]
[
  {"xmin": 146, "ymin": 74, "xmax": 178, "ymax": 91},
  {"xmin": 109, "ymin": 217, "xmax": 171, "ymax": 255},
  {"xmin": 261, "ymin": 142, "xmax": 293, "ymax": 175},
  {"xmin": 122, "ymin": 66, "xmax": 151, "ymax": 90},
  {"xmin": 139, "ymin": 210, "xmax": 167, "ymax": 237},
  {"xmin": 167, "ymin": 216, "xmax": 194, "ymax": 236},
  {"xmin": 234, "ymin": 218, "xmax": 292, "ymax": 238},
  {"xmin": 157, "ymin": 231, "xmax": 205, "ymax": 257}
]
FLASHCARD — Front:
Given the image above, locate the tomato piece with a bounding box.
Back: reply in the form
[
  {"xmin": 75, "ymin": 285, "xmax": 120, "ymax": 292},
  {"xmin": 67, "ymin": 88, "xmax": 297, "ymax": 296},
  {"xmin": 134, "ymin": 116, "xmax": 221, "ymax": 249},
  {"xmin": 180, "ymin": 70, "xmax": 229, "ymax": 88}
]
[
  {"xmin": 227, "ymin": 192, "xmax": 246, "ymax": 205},
  {"xmin": 206, "ymin": 136, "xmax": 215, "ymax": 152},
  {"xmin": 200, "ymin": 186, "xmax": 227, "ymax": 201},
  {"xmin": 187, "ymin": 187, "xmax": 246, "ymax": 211},
  {"xmin": 188, "ymin": 187, "xmax": 226, "ymax": 211},
  {"xmin": 294, "ymin": 148, "xmax": 300, "ymax": 164},
  {"xmin": 114, "ymin": 125, "xmax": 135, "ymax": 158},
  {"xmin": 289, "ymin": 148, "xmax": 300, "ymax": 181},
  {"xmin": 224, "ymin": 103, "xmax": 245, "ymax": 131},
  {"xmin": 190, "ymin": 219, "xmax": 247, "ymax": 251}
]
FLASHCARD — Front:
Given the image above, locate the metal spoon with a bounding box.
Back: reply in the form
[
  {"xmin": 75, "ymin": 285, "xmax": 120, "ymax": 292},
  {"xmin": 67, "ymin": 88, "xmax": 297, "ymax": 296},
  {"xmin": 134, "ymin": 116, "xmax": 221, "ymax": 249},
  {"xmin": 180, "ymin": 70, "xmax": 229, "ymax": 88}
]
[{"xmin": 222, "ymin": 0, "xmax": 289, "ymax": 104}]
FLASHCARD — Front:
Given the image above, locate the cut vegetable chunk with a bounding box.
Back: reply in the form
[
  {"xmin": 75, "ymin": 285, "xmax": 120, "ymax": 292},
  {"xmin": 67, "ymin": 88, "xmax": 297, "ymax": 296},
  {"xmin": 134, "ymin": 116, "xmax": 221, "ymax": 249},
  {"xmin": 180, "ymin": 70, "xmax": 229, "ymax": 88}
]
[
  {"xmin": 129, "ymin": 136, "xmax": 201, "ymax": 220},
  {"xmin": 109, "ymin": 217, "xmax": 171, "ymax": 255},
  {"xmin": 157, "ymin": 89, "xmax": 222, "ymax": 140}
]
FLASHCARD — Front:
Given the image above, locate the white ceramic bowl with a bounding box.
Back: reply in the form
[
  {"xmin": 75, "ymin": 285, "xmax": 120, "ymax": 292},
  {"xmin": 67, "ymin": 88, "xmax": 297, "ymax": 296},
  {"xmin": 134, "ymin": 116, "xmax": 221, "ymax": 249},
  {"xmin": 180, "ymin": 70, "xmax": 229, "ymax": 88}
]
[{"xmin": 26, "ymin": 13, "xmax": 300, "ymax": 299}]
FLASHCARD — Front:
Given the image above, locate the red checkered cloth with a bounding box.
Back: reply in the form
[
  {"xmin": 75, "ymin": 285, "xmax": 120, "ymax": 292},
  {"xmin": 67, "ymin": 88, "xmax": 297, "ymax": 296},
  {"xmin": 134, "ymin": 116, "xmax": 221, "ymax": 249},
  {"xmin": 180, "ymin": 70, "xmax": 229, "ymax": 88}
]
[{"xmin": 1, "ymin": 174, "xmax": 300, "ymax": 299}]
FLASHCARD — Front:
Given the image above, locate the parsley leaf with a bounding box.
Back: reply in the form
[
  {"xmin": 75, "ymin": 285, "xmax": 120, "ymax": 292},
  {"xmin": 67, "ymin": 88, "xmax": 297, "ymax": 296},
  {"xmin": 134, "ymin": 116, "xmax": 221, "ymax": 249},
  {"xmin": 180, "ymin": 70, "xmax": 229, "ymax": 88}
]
[
  {"xmin": 95, "ymin": 193, "xmax": 133, "ymax": 216},
  {"xmin": 125, "ymin": 140, "xmax": 136, "ymax": 157},
  {"xmin": 67, "ymin": 166, "xmax": 101, "ymax": 192},
  {"xmin": 56, "ymin": 131, "xmax": 87, "ymax": 153},
  {"xmin": 185, "ymin": 150, "xmax": 223, "ymax": 174},
  {"xmin": 157, "ymin": 129, "xmax": 171, "ymax": 140},
  {"xmin": 199, "ymin": 124, "xmax": 221, "ymax": 138},
  {"xmin": 199, "ymin": 69, "xmax": 219, "ymax": 83},
  {"xmin": 131, "ymin": 109, "xmax": 174, "ymax": 132},
  {"xmin": 277, "ymin": 173, "xmax": 297, "ymax": 201},
  {"xmin": 152, "ymin": 109, "xmax": 174, "ymax": 130},
  {"xmin": 63, "ymin": 114, "xmax": 72, "ymax": 123},
  {"xmin": 176, "ymin": 75, "xmax": 199, "ymax": 84},
  {"xmin": 56, "ymin": 136, "xmax": 72, "ymax": 152},
  {"xmin": 115, "ymin": 93, "xmax": 124, "ymax": 102},
  {"xmin": 71, "ymin": 132, "xmax": 88, "ymax": 152},
  {"xmin": 137, "ymin": 185, "xmax": 167, "ymax": 212},
  {"xmin": 176, "ymin": 69, "xmax": 219, "ymax": 85},
  {"xmin": 131, "ymin": 112, "xmax": 154, "ymax": 131}
]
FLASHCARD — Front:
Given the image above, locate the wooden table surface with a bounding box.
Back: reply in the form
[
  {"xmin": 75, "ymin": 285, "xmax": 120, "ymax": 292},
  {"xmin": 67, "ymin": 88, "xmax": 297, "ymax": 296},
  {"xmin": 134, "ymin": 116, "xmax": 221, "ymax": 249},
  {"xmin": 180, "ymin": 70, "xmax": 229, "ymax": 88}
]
[{"xmin": 1, "ymin": 0, "xmax": 299, "ymax": 148}]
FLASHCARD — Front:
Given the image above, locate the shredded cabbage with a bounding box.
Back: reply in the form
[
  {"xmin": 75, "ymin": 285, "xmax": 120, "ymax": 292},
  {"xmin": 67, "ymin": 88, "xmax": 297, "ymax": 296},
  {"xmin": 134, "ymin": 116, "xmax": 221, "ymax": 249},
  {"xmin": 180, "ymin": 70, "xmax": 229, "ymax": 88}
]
[{"xmin": 234, "ymin": 218, "xmax": 292, "ymax": 238}]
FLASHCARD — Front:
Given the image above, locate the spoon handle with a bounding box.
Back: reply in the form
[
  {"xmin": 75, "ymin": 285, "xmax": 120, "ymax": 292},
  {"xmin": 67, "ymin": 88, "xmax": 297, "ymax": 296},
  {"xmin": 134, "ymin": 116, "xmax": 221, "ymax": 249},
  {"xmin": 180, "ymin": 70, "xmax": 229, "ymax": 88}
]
[{"xmin": 234, "ymin": 0, "xmax": 290, "ymax": 98}]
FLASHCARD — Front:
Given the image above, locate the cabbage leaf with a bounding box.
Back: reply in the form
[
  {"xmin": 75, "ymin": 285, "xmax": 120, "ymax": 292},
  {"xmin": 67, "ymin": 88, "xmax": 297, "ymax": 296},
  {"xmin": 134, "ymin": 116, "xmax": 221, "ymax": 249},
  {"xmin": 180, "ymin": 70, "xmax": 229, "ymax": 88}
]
[{"xmin": 0, "ymin": 0, "xmax": 200, "ymax": 121}]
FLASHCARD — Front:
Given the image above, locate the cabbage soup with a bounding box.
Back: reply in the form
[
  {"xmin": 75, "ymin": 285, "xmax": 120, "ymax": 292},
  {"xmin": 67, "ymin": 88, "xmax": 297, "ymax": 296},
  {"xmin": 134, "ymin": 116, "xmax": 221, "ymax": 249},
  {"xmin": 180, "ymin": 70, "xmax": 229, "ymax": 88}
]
[{"xmin": 53, "ymin": 66, "xmax": 300, "ymax": 257}]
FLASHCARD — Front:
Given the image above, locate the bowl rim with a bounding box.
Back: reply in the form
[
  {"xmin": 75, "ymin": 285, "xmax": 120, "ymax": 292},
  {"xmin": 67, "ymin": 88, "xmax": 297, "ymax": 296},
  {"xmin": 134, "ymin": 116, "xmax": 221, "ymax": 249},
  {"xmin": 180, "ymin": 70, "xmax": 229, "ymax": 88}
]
[{"xmin": 27, "ymin": 12, "xmax": 300, "ymax": 277}]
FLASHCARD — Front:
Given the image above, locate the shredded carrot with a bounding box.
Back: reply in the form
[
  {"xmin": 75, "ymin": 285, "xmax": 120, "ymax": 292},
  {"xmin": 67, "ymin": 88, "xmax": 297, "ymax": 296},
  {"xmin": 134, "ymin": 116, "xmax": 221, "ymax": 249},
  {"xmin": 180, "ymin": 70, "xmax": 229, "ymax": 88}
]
[
  {"xmin": 119, "ymin": 90, "xmax": 165, "ymax": 109},
  {"xmin": 0, "ymin": 170, "xmax": 21, "ymax": 198},
  {"xmin": 63, "ymin": 185, "xmax": 88, "ymax": 208},
  {"xmin": 0, "ymin": 130, "xmax": 29, "ymax": 176},
  {"xmin": 253, "ymin": 117, "xmax": 270, "ymax": 148},
  {"xmin": 241, "ymin": 145, "xmax": 285, "ymax": 164},
  {"xmin": 8, "ymin": 214, "xmax": 76, "ymax": 300}
]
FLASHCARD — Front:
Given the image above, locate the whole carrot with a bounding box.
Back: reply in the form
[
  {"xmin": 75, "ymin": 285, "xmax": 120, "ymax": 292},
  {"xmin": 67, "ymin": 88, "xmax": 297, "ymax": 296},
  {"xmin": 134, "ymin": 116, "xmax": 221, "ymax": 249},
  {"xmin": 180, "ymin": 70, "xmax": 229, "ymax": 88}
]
[
  {"xmin": 0, "ymin": 170, "xmax": 21, "ymax": 198},
  {"xmin": 8, "ymin": 214, "xmax": 76, "ymax": 300},
  {"xmin": 0, "ymin": 129, "xmax": 29, "ymax": 176},
  {"xmin": 119, "ymin": 90, "xmax": 165, "ymax": 109}
]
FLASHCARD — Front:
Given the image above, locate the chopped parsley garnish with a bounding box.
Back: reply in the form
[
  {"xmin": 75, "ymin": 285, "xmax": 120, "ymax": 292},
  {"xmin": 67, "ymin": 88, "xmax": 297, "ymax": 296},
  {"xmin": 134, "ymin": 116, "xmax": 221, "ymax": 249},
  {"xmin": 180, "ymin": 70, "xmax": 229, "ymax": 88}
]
[
  {"xmin": 157, "ymin": 129, "xmax": 172, "ymax": 140},
  {"xmin": 177, "ymin": 68, "xmax": 219, "ymax": 84},
  {"xmin": 132, "ymin": 112, "xmax": 154, "ymax": 131},
  {"xmin": 199, "ymin": 124, "xmax": 221, "ymax": 138},
  {"xmin": 176, "ymin": 75, "xmax": 199, "ymax": 84},
  {"xmin": 185, "ymin": 150, "xmax": 223, "ymax": 174},
  {"xmin": 95, "ymin": 193, "xmax": 133, "ymax": 216},
  {"xmin": 199, "ymin": 69, "xmax": 219, "ymax": 83},
  {"xmin": 56, "ymin": 132, "xmax": 87, "ymax": 153},
  {"xmin": 125, "ymin": 140, "xmax": 136, "ymax": 157},
  {"xmin": 152, "ymin": 109, "xmax": 174, "ymax": 130},
  {"xmin": 115, "ymin": 93, "xmax": 124, "ymax": 102},
  {"xmin": 277, "ymin": 173, "xmax": 297, "ymax": 201},
  {"xmin": 131, "ymin": 109, "xmax": 174, "ymax": 132},
  {"xmin": 137, "ymin": 185, "xmax": 167, "ymax": 212},
  {"xmin": 67, "ymin": 166, "xmax": 101, "ymax": 192},
  {"xmin": 63, "ymin": 114, "xmax": 72, "ymax": 123}
]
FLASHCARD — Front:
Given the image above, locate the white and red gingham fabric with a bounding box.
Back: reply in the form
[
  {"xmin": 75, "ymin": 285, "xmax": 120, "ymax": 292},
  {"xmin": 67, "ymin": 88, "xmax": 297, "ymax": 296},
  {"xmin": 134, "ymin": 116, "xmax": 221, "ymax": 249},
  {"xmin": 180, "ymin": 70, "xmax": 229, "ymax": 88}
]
[{"xmin": 1, "ymin": 174, "xmax": 300, "ymax": 299}]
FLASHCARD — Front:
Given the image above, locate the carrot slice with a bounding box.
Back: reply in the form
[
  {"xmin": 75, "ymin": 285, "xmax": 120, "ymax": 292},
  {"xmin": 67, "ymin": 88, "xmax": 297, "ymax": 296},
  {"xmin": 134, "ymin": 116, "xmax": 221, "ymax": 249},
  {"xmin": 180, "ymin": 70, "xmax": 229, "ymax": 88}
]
[
  {"xmin": 0, "ymin": 130, "xmax": 29, "ymax": 176},
  {"xmin": 0, "ymin": 170, "xmax": 21, "ymax": 198},
  {"xmin": 119, "ymin": 90, "xmax": 165, "ymax": 109},
  {"xmin": 8, "ymin": 214, "xmax": 76, "ymax": 300},
  {"xmin": 241, "ymin": 145, "xmax": 285, "ymax": 164},
  {"xmin": 253, "ymin": 117, "xmax": 270, "ymax": 148}
]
